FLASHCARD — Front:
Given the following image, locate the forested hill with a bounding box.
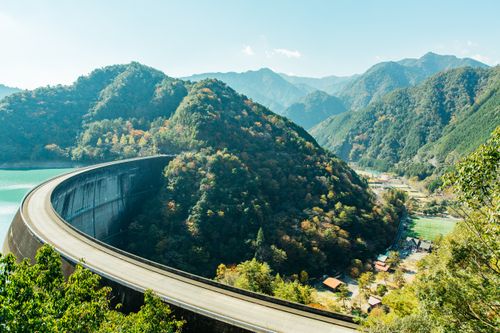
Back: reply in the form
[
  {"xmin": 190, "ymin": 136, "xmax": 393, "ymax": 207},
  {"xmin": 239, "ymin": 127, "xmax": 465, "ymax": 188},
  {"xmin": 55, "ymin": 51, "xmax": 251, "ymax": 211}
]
[
  {"xmin": 337, "ymin": 52, "xmax": 489, "ymax": 110},
  {"xmin": 122, "ymin": 78, "xmax": 400, "ymax": 277},
  {"xmin": 0, "ymin": 62, "xmax": 400, "ymax": 276},
  {"xmin": 0, "ymin": 62, "xmax": 188, "ymax": 162},
  {"xmin": 282, "ymin": 90, "xmax": 347, "ymax": 129},
  {"xmin": 311, "ymin": 66, "xmax": 500, "ymax": 182},
  {"xmin": 0, "ymin": 84, "xmax": 21, "ymax": 99}
]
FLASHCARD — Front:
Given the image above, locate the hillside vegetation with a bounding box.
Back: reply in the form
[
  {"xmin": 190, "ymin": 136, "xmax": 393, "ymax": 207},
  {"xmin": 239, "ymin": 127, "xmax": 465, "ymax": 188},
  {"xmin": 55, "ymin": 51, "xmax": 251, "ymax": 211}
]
[
  {"xmin": 121, "ymin": 79, "xmax": 401, "ymax": 277},
  {"xmin": 0, "ymin": 63, "xmax": 400, "ymax": 279},
  {"xmin": 282, "ymin": 90, "xmax": 347, "ymax": 129},
  {"xmin": 364, "ymin": 128, "xmax": 499, "ymax": 333},
  {"xmin": 337, "ymin": 52, "xmax": 488, "ymax": 110},
  {"xmin": 312, "ymin": 66, "xmax": 500, "ymax": 181}
]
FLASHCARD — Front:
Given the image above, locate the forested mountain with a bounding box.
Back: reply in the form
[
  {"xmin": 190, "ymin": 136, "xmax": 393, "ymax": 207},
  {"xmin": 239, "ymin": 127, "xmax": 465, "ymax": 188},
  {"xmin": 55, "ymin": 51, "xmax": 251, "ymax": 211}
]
[
  {"xmin": 184, "ymin": 53, "xmax": 487, "ymax": 129},
  {"xmin": 337, "ymin": 52, "xmax": 489, "ymax": 110},
  {"xmin": 0, "ymin": 84, "xmax": 21, "ymax": 99},
  {"xmin": 282, "ymin": 90, "xmax": 347, "ymax": 129},
  {"xmin": 311, "ymin": 66, "xmax": 500, "ymax": 181},
  {"xmin": 0, "ymin": 62, "xmax": 188, "ymax": 161},
  {"xmin": 184, "ymin": 68, "xmax": 309, "ymax": 113},
  {"xmin": 278, "ymin": 73, "xmax": 356, "ymax": 95},
  {"xmin": 0, "ymin": 62, "xmax": 399, "ymax": 277},
  {"xmin": 121, "ymin": 79, "xmax": 400, "ymax": 277}
]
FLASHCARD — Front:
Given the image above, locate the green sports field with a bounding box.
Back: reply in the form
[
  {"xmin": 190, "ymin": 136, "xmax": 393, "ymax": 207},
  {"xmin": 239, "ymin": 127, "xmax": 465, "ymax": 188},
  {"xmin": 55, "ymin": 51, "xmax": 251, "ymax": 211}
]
[{"xmin": 408, "ymin": 216, "xmax": 459, "ymax": 241}]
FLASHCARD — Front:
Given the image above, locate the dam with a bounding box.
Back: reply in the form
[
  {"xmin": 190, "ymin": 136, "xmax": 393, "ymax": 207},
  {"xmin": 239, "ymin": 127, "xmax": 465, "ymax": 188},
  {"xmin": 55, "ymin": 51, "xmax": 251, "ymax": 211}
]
[{"xmin": 2, "ymin": 156, "xmax": 357, "ymax": 333}]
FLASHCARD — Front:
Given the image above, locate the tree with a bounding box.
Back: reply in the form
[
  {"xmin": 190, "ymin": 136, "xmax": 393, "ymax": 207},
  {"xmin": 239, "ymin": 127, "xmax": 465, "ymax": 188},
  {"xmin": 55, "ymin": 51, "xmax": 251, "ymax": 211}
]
[
  {"xmin": 0, "ymin": 245, "xmax": 184, "ymax": 332},
  {"xmin": 336, "ymin": 284, "xmax": 350, "ymax": 310},
  {"xmin": 358, "ymin": 271, "xmax": 375, "ymax": 296},
  {"xmin": 254, "ymin": 227, "xmax": 265, "ymax": 261},
  {"xmin": 393, "ymin": 268, "xmax": 405, "ymax": 288},
  {"xmin": 233, "ymin": 259, "xmax": 273, "ymax": 295},
  {"xmin": 272, "ymin": 278, "xmax": 314, "ymax": 305},
  {"xmin": 386, "ymin": 251, "xmax": 401, "ymax": 267},
  {"xmin": 365, "ymin": 127, "xmax": 500, "ymax": 332},
  {"xmin": 377, "ymin": 271, "xmax": 389, "ymax": 285}
]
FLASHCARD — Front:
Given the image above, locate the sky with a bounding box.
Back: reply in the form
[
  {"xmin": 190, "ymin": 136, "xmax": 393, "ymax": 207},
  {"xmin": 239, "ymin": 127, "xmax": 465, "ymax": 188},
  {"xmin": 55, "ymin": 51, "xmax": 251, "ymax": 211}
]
[{"xmin": 1, "ymin": 0, "xmax": 499, "ymax": 89}]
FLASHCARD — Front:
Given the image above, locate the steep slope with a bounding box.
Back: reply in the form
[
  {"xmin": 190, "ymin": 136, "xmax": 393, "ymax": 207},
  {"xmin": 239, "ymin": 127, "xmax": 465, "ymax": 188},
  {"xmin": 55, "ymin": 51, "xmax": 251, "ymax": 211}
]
[
  {"xmin": 338, "ymin": 52, "xmax": 489, "ymax": 110},
  {"xmin": 0, "ymin": 62, "xmax": 400, "ymax": 279},
  {"xmin": 0, "ymin": 84, "xmax": 21, "ymax": 99},
  {"xmin": 122, "ymin": 79, "xmax": 398, "ymax": 277},
  {"xmin": 0, "ymin": 62, "xmax": 188, "ymax": 162},
  {"xmin": 184, "ymin": 68, "xmax": 309, "ymax": 113},
  {"xmin": 282, "ymin": 90, "xmax": 347, "ymax": 129},
  {"xmin": 312, "ymin": 66, "xmax": 500, "ymax": 179}
]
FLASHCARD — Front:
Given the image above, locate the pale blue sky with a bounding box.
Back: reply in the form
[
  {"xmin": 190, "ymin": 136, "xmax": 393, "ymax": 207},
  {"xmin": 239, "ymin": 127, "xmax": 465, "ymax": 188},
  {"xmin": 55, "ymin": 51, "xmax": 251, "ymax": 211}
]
[{"xmin": 1, "ymin": 0, "xmax": 499, "ymax": 89}]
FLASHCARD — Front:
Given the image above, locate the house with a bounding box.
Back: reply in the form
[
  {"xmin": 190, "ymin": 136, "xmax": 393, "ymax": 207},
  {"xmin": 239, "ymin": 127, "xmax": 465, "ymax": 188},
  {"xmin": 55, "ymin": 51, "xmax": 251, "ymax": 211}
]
[
  {"xmin": 376, "ymin": 254, "xmax": 388, "ymax": 263},
  {"xmin": 323, "ymin": 277, "xmax": 343, "ymax": 291},
  {"xmin": 368, "ymin": 295, "xmax": 382, "ymax": 310},
  {"xmin": 418, "ymin": 240, "xmax": 432, "ymax": 252},
  {"xmin": 374, "ymin": 261, "xmax": 391, "ymax": 272},
  {"xmin": 406, "ymin": 237, "xmax": 420, "ymax": 250}
]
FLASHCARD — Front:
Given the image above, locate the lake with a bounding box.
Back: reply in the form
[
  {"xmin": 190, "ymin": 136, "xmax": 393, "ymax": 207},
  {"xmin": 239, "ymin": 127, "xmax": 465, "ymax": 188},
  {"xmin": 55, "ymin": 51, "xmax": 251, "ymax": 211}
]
[{"xmin": 0, "ymin": 168, "xmax": 74, "ymax": 247}]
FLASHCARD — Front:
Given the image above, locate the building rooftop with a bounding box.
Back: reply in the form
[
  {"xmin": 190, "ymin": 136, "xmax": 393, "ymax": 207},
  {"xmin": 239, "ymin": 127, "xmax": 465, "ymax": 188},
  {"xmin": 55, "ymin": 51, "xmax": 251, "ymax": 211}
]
[
  {"xmin": 368, "ymin": 296, "xmax": 382, "ymax": 307},
  {"xmin": 323, "ymin": 277, "xmax": 343, "ymax": 289},
  {"xmin": 376, "ymin": 254, "xmax": 388, "ymax": 262},
  {"xmin": 419, "ymin": 241, "xmax": 432, "ymax": 250},
  {"xmin": 374, "ymin": 261, "xmax": 390, "ymax": 272}
]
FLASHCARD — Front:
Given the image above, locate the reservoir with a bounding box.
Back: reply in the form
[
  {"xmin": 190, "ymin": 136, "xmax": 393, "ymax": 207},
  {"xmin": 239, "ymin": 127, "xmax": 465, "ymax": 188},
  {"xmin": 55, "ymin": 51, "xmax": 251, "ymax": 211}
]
[{"xmin": 0, "ymin": 168, "xmax": 73, "ymax": 246}]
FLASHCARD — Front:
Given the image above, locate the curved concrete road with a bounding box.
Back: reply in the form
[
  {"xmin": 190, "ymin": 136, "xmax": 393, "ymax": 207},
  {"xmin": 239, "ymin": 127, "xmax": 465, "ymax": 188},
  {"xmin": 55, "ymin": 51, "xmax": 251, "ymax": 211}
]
[{"xmin": 17, "ymin": 164, "xmax": 357, "ymax": 333}]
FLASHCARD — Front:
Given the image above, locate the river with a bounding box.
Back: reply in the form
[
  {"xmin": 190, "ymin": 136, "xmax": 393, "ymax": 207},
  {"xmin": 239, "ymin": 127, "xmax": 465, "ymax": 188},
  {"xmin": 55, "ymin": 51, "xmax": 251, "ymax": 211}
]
[{"xmin": 0, "ymin": 168, "xmax": 73, "ymax": 246}]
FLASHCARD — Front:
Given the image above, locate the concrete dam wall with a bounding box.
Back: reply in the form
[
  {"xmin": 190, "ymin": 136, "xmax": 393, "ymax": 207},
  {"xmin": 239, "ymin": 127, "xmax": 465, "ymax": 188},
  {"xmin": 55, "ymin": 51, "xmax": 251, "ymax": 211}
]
[
  {"xmin": 51, "ymin": 156, "xmax": 172, "ymax": 244},
  {"xmin": 3, "ymin": 156, "xmax": 357, "ymax": 333}
]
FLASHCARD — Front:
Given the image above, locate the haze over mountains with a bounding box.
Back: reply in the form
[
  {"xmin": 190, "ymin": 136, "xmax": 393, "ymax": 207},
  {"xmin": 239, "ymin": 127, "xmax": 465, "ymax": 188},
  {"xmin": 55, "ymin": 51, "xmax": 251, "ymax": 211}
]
[
  {"xmin": 0, "ymin": 84, "xmax": 21, "ymax": 100},
  {"xmin": 185, "ymin": 52, "xmax": 489, "ymax": 128}
]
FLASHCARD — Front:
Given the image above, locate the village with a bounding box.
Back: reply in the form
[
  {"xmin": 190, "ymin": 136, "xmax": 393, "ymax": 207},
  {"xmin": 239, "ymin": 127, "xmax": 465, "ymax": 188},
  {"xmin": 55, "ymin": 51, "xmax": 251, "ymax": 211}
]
[{"xmin": 314, "ymin": 167, "xmax": 455, "ymax": 315}]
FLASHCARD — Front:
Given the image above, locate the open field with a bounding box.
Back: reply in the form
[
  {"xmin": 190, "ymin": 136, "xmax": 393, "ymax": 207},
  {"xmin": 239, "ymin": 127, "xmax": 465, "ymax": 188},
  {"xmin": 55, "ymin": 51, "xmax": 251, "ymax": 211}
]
[{"xmin": 408, "ymin": 216, "xmax": 458, "ymax": 240}]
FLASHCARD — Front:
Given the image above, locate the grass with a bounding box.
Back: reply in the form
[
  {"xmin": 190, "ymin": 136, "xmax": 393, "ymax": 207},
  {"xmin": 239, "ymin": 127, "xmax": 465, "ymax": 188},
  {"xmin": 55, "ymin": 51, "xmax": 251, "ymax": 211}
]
[{"xmin": 407, "ymin": 216, "xmax": 458, "ymax": 241}]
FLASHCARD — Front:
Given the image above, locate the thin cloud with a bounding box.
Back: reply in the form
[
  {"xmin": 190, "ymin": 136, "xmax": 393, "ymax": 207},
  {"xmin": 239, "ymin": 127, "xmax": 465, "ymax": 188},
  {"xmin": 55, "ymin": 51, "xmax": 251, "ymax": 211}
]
[
  {"xmin": 273, "ymin": 48, "xmax": 301, "ymax": 58},
  {"xmin": 470, "ymin": 54, "xmax": 491, "ymax": 64},
  {"xmin": 242, "ymin": 45, "xmax": 255, "ymax": 56}
]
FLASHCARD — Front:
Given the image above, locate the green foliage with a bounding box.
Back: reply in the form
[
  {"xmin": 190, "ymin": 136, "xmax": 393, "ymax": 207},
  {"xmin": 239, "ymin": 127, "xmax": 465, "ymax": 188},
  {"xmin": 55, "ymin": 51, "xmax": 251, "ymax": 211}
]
[
  {"xmin": 0, "ymin": 62, "xmax": 187, "ymax": 162},
  {"xmin": 337, "ymin": 52, "xmax": 488, "ymax": 111},
  {"xmin": 0, "ymin": 245, "xmax": 183, "ymax": 333},
  {"xmin": 364, "ymin": 127, "xmax": 499, "ymax": 332},
  {"xmin": 121, "ymin": 79, "xmax": 397, "ymax": 277},
  {"xmin": 312, "ymin": 66, "xmax": 500, "ymax": 180},
  {"xmin": 215, "ymin": 259, "xmax": 315, "ymax": 305},
  {"xmin": 357, "ymin": 271, "xmax": 375, "ymax": 296},
  {"xmin": 282, "ymin": 90, "xmax": 346, "ymax": 129}
]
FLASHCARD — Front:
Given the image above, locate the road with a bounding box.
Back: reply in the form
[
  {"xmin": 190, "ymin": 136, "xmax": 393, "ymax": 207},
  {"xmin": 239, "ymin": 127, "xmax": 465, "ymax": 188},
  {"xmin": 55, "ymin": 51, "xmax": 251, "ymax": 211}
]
[{"xmin": 17, "ymin": 163, "xmax": 357, "ymax": 333}]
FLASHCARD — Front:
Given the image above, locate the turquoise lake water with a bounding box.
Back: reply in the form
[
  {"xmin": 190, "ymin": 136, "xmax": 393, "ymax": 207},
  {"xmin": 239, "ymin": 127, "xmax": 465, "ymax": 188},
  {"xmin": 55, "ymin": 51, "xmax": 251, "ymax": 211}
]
[{"xmin": 0, "ymin": 169, "xmax": 73, "ymax": 247}]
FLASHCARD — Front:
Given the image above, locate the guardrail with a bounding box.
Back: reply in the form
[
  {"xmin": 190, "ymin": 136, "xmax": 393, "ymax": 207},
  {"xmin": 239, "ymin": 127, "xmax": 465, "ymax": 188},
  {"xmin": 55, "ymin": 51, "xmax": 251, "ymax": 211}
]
[{"xmin": 12, "ymin": 156, "xmax": 358, "ymax": 332}]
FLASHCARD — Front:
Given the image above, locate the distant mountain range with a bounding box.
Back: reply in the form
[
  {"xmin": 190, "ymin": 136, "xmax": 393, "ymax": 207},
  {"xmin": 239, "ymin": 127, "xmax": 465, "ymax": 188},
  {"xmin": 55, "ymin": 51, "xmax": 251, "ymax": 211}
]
[
  {"xmin": 184, "ymin": 68, "xmax": 309, "ymax": 113},
  {"xmin": 336, "ymin": 52, "xmax": 489, "ymax": 111},
  {"xmin": 0, "ymin": 84, "xmax": 21, "ymax": 99},
  {"xmin": 311, "ymin": 66, "xmax": 500, "ymax": 181},
  {"xmin": 184, "ymin": 53, "xmax": 489, "ymax": 129}
]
